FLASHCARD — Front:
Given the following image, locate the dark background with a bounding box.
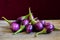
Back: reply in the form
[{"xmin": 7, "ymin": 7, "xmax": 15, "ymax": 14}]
[{"xmin": 0, "ymin": 0, "xmax": 60, "ymax": 20}]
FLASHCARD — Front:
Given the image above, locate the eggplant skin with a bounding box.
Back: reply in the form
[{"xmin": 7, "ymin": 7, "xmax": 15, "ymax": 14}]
[
  {"xmin": 26, "ymin": 24, "xmax": 33, "ymax": 33},
  {"xmin": 22, "ymin": 19, "xmax": 29, "ymax": 26},
  {"xmin": 10, "ymin": 22, "xmax": 20, "ymax": 32},
  {"xmin": 34, "ymin": 22, "xmax": 44, "ymax": 32},
  {"xmin": 44, "ymin": 23, "xmax": 54, "ymax": 33}
]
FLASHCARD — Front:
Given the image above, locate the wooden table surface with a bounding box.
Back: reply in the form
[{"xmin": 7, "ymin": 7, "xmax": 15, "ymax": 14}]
[{"xmin": 0, "ymin": 20, "xmax": 60, "ymax": 40}]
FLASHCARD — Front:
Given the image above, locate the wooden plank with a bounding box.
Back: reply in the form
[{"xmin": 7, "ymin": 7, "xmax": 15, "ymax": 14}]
[{"xmin": 0, "ymin": 20, "xmax": 60, "ymax": 40}]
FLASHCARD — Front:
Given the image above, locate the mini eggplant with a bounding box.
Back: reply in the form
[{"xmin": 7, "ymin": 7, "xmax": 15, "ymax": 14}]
[
  {"xmin": 16, "ymin": 15, "xmax": 29, "ymax": 24},
  {"xmin": 40, "ymin": 20, "xmax": 46, "ymax": 25},
  {"xmin": 10, "ymin": 22, "xmax": 20, "ymax": 32},
  {"xmin": 29, "ymin": 8, "xmax": 44, "ymax": 32},
  {"xmin": 22, "ymin": 19, "xmax": 29, "ymax": 26},
  {"xmin": 26, "ymin": 23, "xmax": 33, "ymax": 33},
  {"xmin": 34, "ymin": 22, "xmax": 44, "ymax": 31},
  {"xmin": 2, "ymin": 17, "xmax": 20, "ymax": 32},
  {"xmin": 44, "ymin": 23, "xmax": 54, "ymax": 33},
  {"xmin": 44, "ymin": 22, "xmax": 60, "ymax": 32}
]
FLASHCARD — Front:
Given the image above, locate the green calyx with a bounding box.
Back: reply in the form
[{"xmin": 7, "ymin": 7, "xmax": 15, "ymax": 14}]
[
  {"xmin": 29, "ymin": 7, "xmax": 36, "ymax": 25},
  {"xmin": 34, "ymin": 28, "xmax": 47, "ymax": 37},
  {"xmin": 13, "ymin": 25, "xmax": 25, "ymax": 35},
  {"xmin": 22, "ymin": 14, "xmax": 29, "ymax": 20}
]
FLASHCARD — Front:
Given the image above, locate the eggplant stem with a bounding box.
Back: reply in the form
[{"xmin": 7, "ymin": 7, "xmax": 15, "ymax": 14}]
[
  {"xmin": 29, "ymin": 7, "xmax": 36, "ymax": 25},
  {"xmin": 2, "ymin": 16, "xmax": 10, "ymax": 24},
  {"xmin": 54, "ymin": 27, "xmax": 60, "ymax": 31},
  {"xmin": 34, "ymin": 17, "xmax": 38, "ymax": 20},
  {"xmin": 21, "ymin": 14, "xmax": 29, "ymax": 20},
  {"xmin": 13, "ymin": 25, "xmax": 25, "ymax": 35},
  {"xmin": 34, "ymin": 28, "xmax": 47, "ymax": 37}
]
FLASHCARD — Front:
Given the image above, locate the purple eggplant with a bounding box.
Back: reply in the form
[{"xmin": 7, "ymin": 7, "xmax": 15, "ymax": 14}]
[
  {"xmin": 10, "ymin": 22, "xmax": 20, "ymax": 32},
  {"xmin": 44, "ymin": 22, "xmax": 54, "ymax": 33},
  {"xmin": 34, "ymin": 22, "xmax": 44, "ymax": 31},
  {"xmin": 44, "ymin": 22, "xmax": 60, "ymax": 33},
  {"xmin": 16, "ymin": 15, "xmax": 29, "ymax": 24},
  {"xmin": 40, "ymin": 20, "xmax": 46, "ymax": 25},
  {"xmin": 29, "ymin": 8, "xmax": 44, "ymax": 32},
  {"xmin": 22, "ymin": 19, "xmax": 29, "ymax": 26},
  {"xmin": 2, "ymin": 17, "xmax": 20, "ymax": 32},
  {"xmin": 26, "ymin": 23, "xmax": 33, "ymax": 33}
]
